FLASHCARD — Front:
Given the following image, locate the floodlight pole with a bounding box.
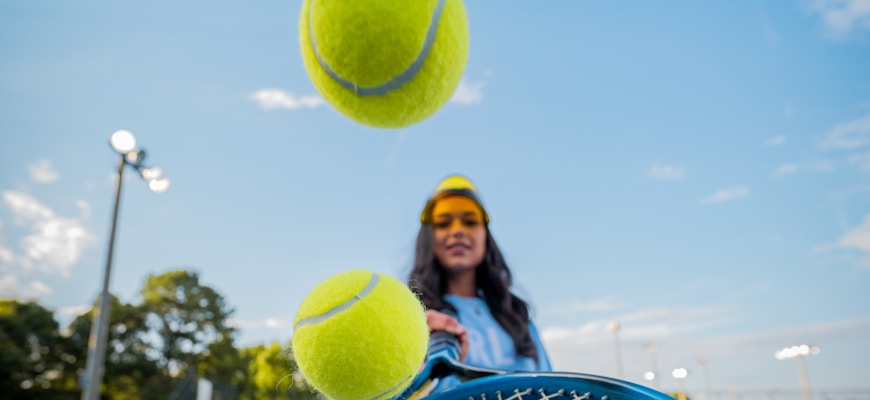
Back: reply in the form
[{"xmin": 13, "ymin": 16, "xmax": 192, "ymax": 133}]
[
  {"xmin": 82, "ymin": 155, "xmax": 126, "ymax": 400},
  {"xmin": 644, "ymin": 343, "xmax": 660, "ymax": 390},
  {"xmin": 81, "ymin": 130, "xmax": 169, "ymax": 400},
  {"xmin": 698, "ymin": 354, "xmax": 713, "ymax": 400},
  {"xmin": 796, "ymin": 355, "xmax": 812, "ymax": 400},
  {"xmin": 609, "ymin": 321, "xmax": 624, "ymax": 378},
  {"xmin": 672, "ymin": 368, "xmax": 688, "ymax": 400},
  {"xmin": 775, "ymin": 344, "xmax": 820, "ymax": 400}
]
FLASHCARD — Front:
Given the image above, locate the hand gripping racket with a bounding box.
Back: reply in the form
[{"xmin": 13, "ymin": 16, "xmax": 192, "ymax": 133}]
[{"xmin": 393, "ymin": 329, "xmax": 672, "ymax": 400}]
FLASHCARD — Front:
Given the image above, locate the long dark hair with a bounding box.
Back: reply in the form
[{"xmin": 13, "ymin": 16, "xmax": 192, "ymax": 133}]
[{"xmin": 408, "ymin": 225, "xmax": 538, "ymax": 360}]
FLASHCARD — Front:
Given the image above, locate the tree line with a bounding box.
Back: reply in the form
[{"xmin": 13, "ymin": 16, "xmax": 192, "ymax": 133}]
[{"xmin": 0, "ymin": 269, "xmax": 317, "ymax": 400}]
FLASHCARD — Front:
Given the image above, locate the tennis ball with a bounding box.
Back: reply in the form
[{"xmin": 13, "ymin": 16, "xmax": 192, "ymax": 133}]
[
  {"xmin": 299, "ymin": 0, "xmax": 469, "ymax": 128},
  {"xmin": 292, "ymin": 270, "xmax": 429, "ymax": 400}
]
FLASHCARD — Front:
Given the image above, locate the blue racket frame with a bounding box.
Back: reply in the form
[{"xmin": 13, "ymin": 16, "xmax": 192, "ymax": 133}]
[
  {"xmin": 424, "ymin": 371, "xmax": 674, "ymax": 400},
  {"xmin": 393, "ymin": 321, "xmax": 672, "ymax": 400}
]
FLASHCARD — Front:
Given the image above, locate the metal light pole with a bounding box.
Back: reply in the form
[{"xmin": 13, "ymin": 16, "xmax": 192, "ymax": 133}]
[
  {"xmin": 609, "ymin": 321, "xmax": 624, "ymax": 379},
  {"xmin": 81, "ymin": 130, "xmax": 170, "ymax": 400},
  {"xmin": 644, "ymin": 342, "xmax": 660, "ymax": 390},
  {"xmin": 698, "ymin": 354, "xmax": 712, "ymax": 400},
  {"xmin": 672, "ymin": 368, "xmax": 688, "ymax": 400},
  {"xmin": 775, "ymin": 344, "xmax": 821, "ymax": 400}
]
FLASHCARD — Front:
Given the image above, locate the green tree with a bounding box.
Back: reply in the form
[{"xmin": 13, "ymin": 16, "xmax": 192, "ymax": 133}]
[
  {"xmin": 239, "ymin": 342, "xmax": 317, "ymax": 400},
  {"xmin": 139, "ymin": 270, "xmax": 236, "ymax": 379},
  {"xmin": 1, "ymin": 269, "xmax": 310, "ymax": 399},
  {"xmin": 67, "ymin": 294, "xmax": 167, "ymax": 400},
  {"xmin": 198, "ymin": 335, "xmax": 245, "ymax": 389},
  {"xmin": 0, "ymin": 300, "xmax": 78, "ymax": 399}
]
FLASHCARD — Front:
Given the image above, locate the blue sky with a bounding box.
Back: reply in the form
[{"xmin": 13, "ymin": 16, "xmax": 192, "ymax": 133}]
[{"xmin": 2, "ymin": 0, "xmax": 869, "ymax": 396}]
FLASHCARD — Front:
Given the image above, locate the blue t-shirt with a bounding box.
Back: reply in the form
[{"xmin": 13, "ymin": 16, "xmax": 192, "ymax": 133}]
[{"xmin": 433, "ymin": 294, "xmax": 551, "ymax": 393}]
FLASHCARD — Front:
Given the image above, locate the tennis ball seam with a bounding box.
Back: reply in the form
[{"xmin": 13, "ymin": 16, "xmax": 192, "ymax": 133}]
[
  {"xmin": 371, "ymin": 372, "xmax": 415, "ymax": 400},
  {"xmin": 294, "ymin": 272, "xmax": 380, "ymax": 328},
  {"xmin": 306, "ymin": 0, "xmax": 446, "ymax": 96}
]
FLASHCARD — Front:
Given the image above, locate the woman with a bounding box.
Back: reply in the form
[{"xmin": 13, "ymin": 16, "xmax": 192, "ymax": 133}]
[{"xmin": 408, "ymin": 174, "xmax": 551, "ymax": 392}]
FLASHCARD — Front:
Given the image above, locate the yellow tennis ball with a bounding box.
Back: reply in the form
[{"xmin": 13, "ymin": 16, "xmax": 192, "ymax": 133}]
[
  {"xmin": 299, "ymin": 0, "xmax": 469, "ymax": 128},
  {"xmin": 292, "ymin": 270, "xmax": 429, "ymax": 400}
]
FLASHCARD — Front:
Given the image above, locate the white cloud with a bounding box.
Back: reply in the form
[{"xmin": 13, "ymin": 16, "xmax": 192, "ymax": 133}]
[
  {"xmin": 542, "ymin": 305, "xmax": 737, "ymax": 345},
  {"xmin": 765, "ymin": 135, "xmax": 787, "ymax": 147},
  {"xmin": 822, "ymin": 113, "xmax": 870, "ymax": 149},
  {"xmin": 848, "ymin": 150, "xmax": 870, "ymax": 172},
  {"xmin": 229, "ymin": 317, "xmax": 293, "ymax": 331},
  {"xmin": 28, "ymin": 159, "xmax": 59, "ymax": 183},
  {"xmin": 0, "ymin": 274, "xmax": 53, "ymax": 299},
  {"xmin": 3, "ymin": 191, "xmax": 53, "ymax": 222},
  {"xmin": 1, "ymin": 191, "xmax": 94, "ymax": 276},
  {"xmin": 648, "ymin": 164, "xmax": 685, "ymax": 180},
  {"xmin": 57, "ymin": 304, "xmax": 89, "ymax": 317},
  {"xmin": 836, "ymin": 213, "xmax": 870, "ymax": 265},
  {"xmin": 265, "ymin": 317, "xmax": 291, "ymax": 329},
  {"xmin": 811, "ymin": 0, "xmax": 870, "ymax": 36},
  {"xmin": 702, "ymin": 186, "xmax": 749, "ymax": 204},
  {"xmin": 772, "ymin": 163, "xmax": 799, "ymax": 177},
  {"xmin": 450, "ymin": 80, "xmax": 484, "ymax": 105},
  {"xmin": 20, "ymin": 219, "xmax": 91, "ymax": 276},
  {"xmin": 691, "ymin": 317, "xmax": 870, "ymax": 366},
  {"xmin": 543, "ymin": 298, "xmax": 624, "ymax": 316},
  {"xmin": 76, "ymin": 200, "xmax": 91, "ymax": 219},
  {"xmin": 613, "ymin": 306, "xmax": 737, "ymax": 339},
  {"xmin": 0, "ymin": 222, "xmax": 15, "ymax": 266},
  {"xmin": 541, "ymin": 314, "xmax": 870, "ymax": 389},
  {"xmin": 250, "ymin": 89, "xmax": 325, "ymax": 110},
  {"xmin": 540, "ymin": 305, "xmax": 737, "ymax": 376},
  {"xmin": 541, "ymin": 324, "xmax": 601, "ymax": 342},
  {"xmin": 813, "ymin": 212, "xmax": 870, "ymax": 266}
]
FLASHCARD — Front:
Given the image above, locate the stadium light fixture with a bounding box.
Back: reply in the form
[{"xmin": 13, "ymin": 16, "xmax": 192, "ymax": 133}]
[{"xmin": 81, "ymin": 130, "xmax": 170, "ymax": 400}]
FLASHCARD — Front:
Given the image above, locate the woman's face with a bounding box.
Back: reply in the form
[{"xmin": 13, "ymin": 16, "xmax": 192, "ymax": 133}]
[{"xmin": 431, "ymin": 195, "xmax": 487, "ymax": 272}]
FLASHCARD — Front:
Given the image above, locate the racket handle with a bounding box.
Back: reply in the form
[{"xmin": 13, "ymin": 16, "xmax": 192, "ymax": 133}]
[
  {"xmin": 426, "ymin": 309, "xmax": 461, "ymax": 360},
  {"xmin": 428, "ymin": 330, "xmax": 461, "ymax": 360}
]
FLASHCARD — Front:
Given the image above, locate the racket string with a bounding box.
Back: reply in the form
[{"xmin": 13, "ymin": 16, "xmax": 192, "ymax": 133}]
[
  {"xmin": 538, "ymin": 389, "xmax": 565, "ymax": 399},
  {"xmin": 463, "ymin": 389, "xmax": 600, "ymax": 400},
  {"xmin": 504, "ymin": 388, "xmax": 533, "ymax": 400}
]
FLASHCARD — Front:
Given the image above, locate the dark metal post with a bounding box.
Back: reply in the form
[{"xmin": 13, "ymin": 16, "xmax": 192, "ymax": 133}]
[{"xmin": 82, "ymin": 155, "xmax": 126, "ymax": 400}]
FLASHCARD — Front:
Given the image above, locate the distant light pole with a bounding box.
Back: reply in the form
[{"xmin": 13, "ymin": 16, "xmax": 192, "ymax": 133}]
[
  {"xmin": 698, "ymin": 354, "xmax": 712, "ymax": 400},
  {"xmin": 672, "ymin": 368, "xmax": 688, "ymax": 400},
  {"xmin": 608, "ymin": 321, "xmax": 624, "ymax": 378},
  {"xmin": 643, "ymin": 371, "xmax": 656, "ymax": 387},
  {"xmin": 775, "ymin": 344, "xmax": 820, "ymax": 400},
  {"xmin": 81, "ymin": 130, "xmax": 170, "ymax": 400},
  {"xmin": 643, "ymin": 342, "xmax": 659, "ymax": 390}
]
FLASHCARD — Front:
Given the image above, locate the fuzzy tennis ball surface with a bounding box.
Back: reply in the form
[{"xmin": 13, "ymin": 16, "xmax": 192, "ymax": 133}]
[
  {"xmin": 292, "ymin": 270, "xmax": 429, "ymax": 400},
  {"xmin": 299, "ymin": 0, "xmax": 469, "ymax": 128}
]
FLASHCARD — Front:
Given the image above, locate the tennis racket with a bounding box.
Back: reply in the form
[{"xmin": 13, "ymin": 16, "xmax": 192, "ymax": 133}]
[{"xmin": 393, "ymin": 329, "xmax": 673, "ymax": 400}]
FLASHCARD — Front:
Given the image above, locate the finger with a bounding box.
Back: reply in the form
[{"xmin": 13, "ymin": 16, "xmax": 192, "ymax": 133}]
[
  {"xmin": 425, "ymin": 309, "xmax": 446, "ymax": 331},
  {"xmin": 426, "ymin": 309, "xmax": 459, "ymax": 332},
  {"xmin": 443, "ymin": 319, "xmax": 465, "ymax": 335},
  {"xmin": 424, "ymin": 310, "xmax": 469, "ymax": 361},
  {"xmin": 457, "ymin": 329, "xmax": 470, "ymax": 362}
]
